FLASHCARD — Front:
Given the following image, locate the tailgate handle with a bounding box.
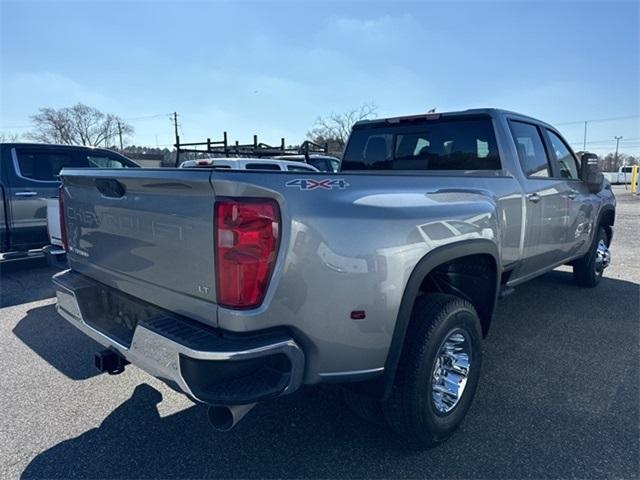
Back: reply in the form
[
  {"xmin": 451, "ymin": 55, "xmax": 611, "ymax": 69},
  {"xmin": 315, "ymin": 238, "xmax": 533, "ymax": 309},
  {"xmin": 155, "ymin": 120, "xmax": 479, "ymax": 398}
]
[{"xmin": 95, "ymin": 178, "xmax": 126, "ymax": 198}]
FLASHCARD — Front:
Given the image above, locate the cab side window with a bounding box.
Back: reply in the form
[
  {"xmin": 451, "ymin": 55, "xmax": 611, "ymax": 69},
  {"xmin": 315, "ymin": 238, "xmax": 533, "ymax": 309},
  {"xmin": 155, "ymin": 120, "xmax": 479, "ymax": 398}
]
[
  {"xmin": 509, "ymin": 121, "xmax": 550, "ymax": 177},
  {"xmin": 546, "ymin": 130, "xmax": 579, "ymax": 180},
  {"xmin": 15, "ymin": 150, "xmax": 80, "ymax": 181},
  {"xmin": 287, "ymin": 165, "xmax": 315, "ymax": 172},
  {"xmin": 84, "ymin": 154, "xmax": 128, "ymax": 168},
  {"xmin": 308, "ymin": 158, "xmax": 330, "ymax": 172},
  {"xmin": 245, "ymin": 163, "xmax": 282, "ymax": 171}
]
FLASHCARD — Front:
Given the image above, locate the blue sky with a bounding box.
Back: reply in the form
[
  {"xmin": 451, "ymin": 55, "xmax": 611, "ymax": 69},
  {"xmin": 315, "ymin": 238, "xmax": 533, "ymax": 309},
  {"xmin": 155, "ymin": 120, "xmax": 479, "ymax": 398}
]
[{"xmin": 1, "ymin": 0, "xmax": 638, "ymax": 154}]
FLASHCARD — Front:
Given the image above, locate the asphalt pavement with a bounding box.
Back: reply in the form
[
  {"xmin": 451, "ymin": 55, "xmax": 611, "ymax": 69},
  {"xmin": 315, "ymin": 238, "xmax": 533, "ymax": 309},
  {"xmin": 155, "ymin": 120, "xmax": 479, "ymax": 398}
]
[{"xmin": 1, "ymin": 185, "xmax": 638, "ymax": 479}]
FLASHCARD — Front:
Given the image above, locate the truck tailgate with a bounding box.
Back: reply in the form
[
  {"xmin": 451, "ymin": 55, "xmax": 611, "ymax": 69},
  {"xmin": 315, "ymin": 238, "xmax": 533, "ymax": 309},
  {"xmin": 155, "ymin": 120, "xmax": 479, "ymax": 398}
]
[{"xmin": 60, "ymin": 168, "xmax": 218, "ymax": 326}]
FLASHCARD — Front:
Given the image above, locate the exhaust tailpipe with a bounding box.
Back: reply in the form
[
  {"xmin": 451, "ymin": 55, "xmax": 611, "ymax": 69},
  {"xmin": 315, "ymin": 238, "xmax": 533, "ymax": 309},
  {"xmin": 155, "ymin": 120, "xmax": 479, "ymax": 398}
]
[{"xmin": 207, "ymin": 403, "xmax": 256, "ymax": 432}]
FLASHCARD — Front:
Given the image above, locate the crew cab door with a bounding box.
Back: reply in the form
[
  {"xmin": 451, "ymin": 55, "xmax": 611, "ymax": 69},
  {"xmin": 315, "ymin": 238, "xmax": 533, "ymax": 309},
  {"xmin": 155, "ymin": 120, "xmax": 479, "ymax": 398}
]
[
  {"xmin": 509, "ymin": 120, "xmax": 568, "ymax": 278},
  {"xmin": 6, "ymin": 147, "xmax": 135, "ymax": 250},
  {"xmin": 543, "ymin": 128, "xmax": 597, "ymax": 260},
  {"xmin": 6, "ymin": 147, "xmax": 66, "ymax": 249},
  {"xmin": 0, "ymin": 183, "xmax": 7, "ymax": 251}
]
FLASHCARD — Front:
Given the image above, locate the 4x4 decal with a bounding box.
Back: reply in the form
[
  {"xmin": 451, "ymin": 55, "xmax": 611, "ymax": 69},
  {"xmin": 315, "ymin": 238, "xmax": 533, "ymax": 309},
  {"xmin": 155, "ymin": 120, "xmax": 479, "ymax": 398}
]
[{"xmin": 285, "ymin": 178, "xmax": 350, "ymax": 191}]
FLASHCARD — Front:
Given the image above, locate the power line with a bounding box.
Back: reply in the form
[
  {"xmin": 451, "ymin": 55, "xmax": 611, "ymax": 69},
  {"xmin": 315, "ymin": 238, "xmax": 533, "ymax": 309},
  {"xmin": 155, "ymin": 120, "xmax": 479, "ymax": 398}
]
[
  {"xmin": 568, "ymin": 137, "xmax": 640, "ymax": 145},
  {"xmin": 555, "ymin": 114, "xmax": 639, "ymax": 126},
  {"xmin": 123, "ymin": 113, "xmax": 173, "ymax": 121},
  {"xmin": 570, "ymin": 145, "xmax": 640, "ymax": 152}
]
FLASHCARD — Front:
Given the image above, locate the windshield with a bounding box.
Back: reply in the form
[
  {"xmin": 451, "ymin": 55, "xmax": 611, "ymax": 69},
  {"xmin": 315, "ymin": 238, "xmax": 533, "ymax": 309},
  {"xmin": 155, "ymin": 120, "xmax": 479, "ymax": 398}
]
[{"xmin": 341, "ymin": 116, "xmax": 501, "ymax": 171}]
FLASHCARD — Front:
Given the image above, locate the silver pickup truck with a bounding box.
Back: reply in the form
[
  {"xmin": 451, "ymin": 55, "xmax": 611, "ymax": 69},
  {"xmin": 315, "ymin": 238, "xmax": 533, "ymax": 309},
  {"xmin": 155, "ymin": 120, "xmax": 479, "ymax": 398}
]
[{"xmin": 53, "ymin": 109, "xmax": 615, "ymax": 448}]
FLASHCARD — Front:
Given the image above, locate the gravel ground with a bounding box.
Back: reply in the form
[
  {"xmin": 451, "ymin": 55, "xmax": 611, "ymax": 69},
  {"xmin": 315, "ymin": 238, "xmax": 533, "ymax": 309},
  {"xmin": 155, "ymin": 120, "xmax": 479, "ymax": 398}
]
[{"xmin": 0, "ymin": 185, "xmax": 638, "ymax": 479}]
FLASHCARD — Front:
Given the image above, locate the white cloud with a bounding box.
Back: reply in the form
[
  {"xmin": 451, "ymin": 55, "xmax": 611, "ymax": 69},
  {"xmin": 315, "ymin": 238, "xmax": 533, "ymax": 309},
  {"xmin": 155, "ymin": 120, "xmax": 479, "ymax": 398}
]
[
  {"xmin": 0, "ymin": 13, "xmax": 438, "ymax": 144},
  {"xmin": 3, "ymin": 72, "xmax": 111, "ymax": 109},
  {"xmin": 0, "ymin": 71, "xmax": 121, "ymax": 124},
  {"xmin": 332, "ymin": 14, "xmax": 417, "ymax": 46}
]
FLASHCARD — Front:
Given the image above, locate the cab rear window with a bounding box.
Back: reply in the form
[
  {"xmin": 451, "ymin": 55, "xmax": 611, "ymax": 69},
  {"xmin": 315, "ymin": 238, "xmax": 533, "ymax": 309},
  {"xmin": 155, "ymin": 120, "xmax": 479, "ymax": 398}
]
[{"xmin": 341, "ymin": 116, "xmax": 501, "ymax": 171}]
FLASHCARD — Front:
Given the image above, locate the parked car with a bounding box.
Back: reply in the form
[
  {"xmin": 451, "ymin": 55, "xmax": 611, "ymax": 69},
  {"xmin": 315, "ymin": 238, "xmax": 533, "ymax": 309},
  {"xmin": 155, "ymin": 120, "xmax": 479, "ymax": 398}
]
[
  {"xmin": 179, "ymin": 157, "xmax": 320, "ymax": 172},
  {"xmin": 53, "ymin": 109, "xmax": 614, "ymax": 448},
  {"xmin": 273, "ymin": 154, "xmax": 341, "ymax": 172},
  {"xmin": 0, "ymin": 143, "xmax": 138, "ymax": 262}
]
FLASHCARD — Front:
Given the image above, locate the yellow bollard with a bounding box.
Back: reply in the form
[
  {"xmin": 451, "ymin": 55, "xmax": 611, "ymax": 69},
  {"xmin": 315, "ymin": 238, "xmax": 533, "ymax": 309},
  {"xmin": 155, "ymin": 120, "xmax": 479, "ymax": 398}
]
[{"xmin": 631, "ymin": 165, "xmax": 639, "ymax": 194}]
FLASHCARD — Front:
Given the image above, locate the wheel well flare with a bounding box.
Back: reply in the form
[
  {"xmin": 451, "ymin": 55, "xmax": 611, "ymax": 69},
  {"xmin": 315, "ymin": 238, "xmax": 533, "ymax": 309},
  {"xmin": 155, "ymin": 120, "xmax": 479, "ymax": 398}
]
[{"xmin": 418, "ymin": 254, "xmax": 497, "ymax": 336}]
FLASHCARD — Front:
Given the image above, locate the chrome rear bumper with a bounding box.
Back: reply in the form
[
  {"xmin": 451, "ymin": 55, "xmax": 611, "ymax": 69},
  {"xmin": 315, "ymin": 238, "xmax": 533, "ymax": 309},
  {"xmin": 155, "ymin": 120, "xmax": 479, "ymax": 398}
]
[{"xmin": 53, "ymin": 270, "xmax": 305, "ymax": 404}]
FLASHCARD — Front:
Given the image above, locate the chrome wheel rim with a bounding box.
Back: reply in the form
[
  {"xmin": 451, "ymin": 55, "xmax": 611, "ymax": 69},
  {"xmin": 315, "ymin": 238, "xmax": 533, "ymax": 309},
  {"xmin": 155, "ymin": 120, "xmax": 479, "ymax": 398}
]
[
  {"xmin": 594, "ymin": 240, "xmax": 611, "ymax": 274},
  {"xmin": 431, "ymin": 329, "xmax": 471, "ymax": 414}
]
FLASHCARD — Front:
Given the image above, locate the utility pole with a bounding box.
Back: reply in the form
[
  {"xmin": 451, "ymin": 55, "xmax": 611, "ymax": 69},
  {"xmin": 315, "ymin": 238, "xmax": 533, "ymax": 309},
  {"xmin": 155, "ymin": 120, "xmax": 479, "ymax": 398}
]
[
  {"xmin": 614, "ymin": 136, "xmax": 622, "ymax": 163},
  {"xmin": 172, "ymin": 112, "xmax": 179, "ymax": 140},
  {"xmin": 117, "ymin": 121, "xmax": 124, "ymax": 151},
  {"xmin": 583, "ymin": 120, "xmax": 588, "ymax": 151},
  {"xmin": 173, "ymin": 112, "xmax": 180, "ymax": 167},
  {"xmin": 614, "ymin": 136, "xmax": 624, "ymax": 188}
]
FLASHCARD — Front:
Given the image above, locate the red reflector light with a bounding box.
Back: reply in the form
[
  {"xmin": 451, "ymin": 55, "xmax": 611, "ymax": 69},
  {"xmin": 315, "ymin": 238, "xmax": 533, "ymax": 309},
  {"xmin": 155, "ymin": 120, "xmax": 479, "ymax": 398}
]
[
  {"xmin": 215, "ymin": 198, "xmax": 280, "ymax": 309},
  {"xmin": 58, "ymin": 185, "xmax": 69, "ymax": 251}
]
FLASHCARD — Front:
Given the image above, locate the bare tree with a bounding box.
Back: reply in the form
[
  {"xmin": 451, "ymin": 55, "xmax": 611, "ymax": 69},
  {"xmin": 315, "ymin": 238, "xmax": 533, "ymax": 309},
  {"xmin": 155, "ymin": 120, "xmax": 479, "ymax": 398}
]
[
  {"xmin": 27, "ymin": 103, "xmax": 133, "ymax": 147},
  {"xmin": 307, "ymin": 102, "xmax": 378, "ymax": 155},
  {"xmin": 0, "ymin": 132, "xmax": 21, "ymax": 142},
  {"xmin": 597, "ymin": 152, "xmax": 636, "ymax": 171}
]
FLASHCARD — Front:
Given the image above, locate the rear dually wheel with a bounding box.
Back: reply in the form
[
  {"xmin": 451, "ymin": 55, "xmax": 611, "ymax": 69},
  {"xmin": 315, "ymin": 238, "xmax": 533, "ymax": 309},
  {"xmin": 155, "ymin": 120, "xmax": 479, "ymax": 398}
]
[{"xmin": 384, "ymin": 293, "xmax": 483, "ymax": 449}]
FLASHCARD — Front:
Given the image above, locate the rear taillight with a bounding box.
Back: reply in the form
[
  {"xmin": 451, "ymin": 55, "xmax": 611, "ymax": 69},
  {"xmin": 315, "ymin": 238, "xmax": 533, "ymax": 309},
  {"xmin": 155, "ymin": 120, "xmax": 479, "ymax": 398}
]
[
  {"xmin": 215, "ymin": 198, "xmax": 280, "ymax": 309},
  {"xmin": 58, "ymin": 185, "xmax": 69, "ymax": 251}
]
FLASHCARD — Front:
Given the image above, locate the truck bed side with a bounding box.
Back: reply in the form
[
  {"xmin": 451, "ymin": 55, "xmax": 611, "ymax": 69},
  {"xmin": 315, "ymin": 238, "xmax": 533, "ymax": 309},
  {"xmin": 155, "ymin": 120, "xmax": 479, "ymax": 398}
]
[{"xmin": 61, "ymin": 168, "xmax": 523, "ymax": 381}]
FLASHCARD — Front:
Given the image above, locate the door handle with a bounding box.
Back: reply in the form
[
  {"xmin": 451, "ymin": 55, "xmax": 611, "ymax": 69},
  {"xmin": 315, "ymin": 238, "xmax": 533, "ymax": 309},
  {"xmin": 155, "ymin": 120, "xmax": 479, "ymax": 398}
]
[
  {"xmin": 567, "ymin": 191, "xmax": 577, "ymax": 200},
  {"xmin": 527, "ymin": 193, "xmax": 541, "ymax": 203},
  {"xmin": 15, "ymin": 191, "xmax": 38, "ymax": 197}
]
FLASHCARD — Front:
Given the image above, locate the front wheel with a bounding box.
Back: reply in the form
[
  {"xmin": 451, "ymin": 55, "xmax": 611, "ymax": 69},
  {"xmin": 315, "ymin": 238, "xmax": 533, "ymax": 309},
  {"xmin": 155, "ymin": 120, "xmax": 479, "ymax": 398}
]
[
  {"xmin": 573, "ymin": 226, "xmax": 610, "ymax": 287},
  {"xmin": 384, "ymin": 293, "xmax": 483, "ymax": 449}
]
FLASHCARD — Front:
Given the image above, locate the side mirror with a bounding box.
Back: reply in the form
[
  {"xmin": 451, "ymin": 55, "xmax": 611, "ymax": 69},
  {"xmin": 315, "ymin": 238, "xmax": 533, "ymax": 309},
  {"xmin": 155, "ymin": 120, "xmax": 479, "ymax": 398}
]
[{"xmin": 580, "ymin": 152, "xmax": 604, "ymax": 193}]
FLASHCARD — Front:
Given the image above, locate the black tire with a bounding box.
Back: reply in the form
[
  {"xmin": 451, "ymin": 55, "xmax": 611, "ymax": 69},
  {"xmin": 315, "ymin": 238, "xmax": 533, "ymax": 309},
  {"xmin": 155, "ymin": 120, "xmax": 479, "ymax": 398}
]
[
  {"xmin": 343, "ymin": 388, "xmax": 385, "ymax": 425},
  {"xmin": 384, "ymin": 293, "xmax": 483, "ymax": 449},
  {"xmin": 573, "ymin": 226, "xmax": 608, "ymax": 288}
]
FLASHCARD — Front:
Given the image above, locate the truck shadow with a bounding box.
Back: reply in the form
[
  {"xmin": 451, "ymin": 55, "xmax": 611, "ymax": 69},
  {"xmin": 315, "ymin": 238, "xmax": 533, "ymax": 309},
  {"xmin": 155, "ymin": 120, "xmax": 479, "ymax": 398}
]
[
  {"xmin": 21, "ymin": 383, "xmax": 399, "ymax": 479},
  {"xmin": 19, "ymin": 270, "xmax": 640, "ymax": 478},
  {"xmin": 0, "ymin": 262, "xmax": 58, "ymax": 307},
  {"xmin": 12, "ymin": 304, "xmax": 103, "ymax": 380}
]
